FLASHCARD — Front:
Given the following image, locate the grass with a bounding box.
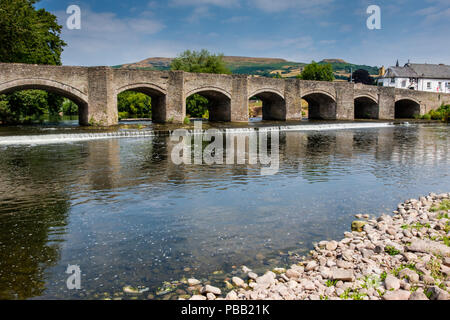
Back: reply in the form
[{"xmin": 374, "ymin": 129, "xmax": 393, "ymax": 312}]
[
  {"xmin": 325, "ymin": 279, "xmax": 338, "ymax": 287},
  {"xmin": 385, "ymin": 246, "xmax": 401, "ymax": 256},
  {"xmin": 339, "ymin": 288, "xmax": 368, "ymax": 300},
  {"xmin": 430, "ymin": 199, "xmax": 450, "ymax": 212},
  {"xmin": 437, "ymin": 212, "xmax": 449, "ymax": 219},
  {"xmin": 361, "ymin": 275, "xmax": 381, "ymax": 289},
  {"xmin": 391, "ymin": 263, "xmax": 423, "ymax": 278},
  {"xmin": 427, "ymin": 258, "xmax": 444, "ymax": 281},
  {"xmin": 443, "ymin": 236, "xmax": 450, "ymax": 247},
  {"xmin": 401, "ymin": 222, "xmax": 431, "ymax": 230}
]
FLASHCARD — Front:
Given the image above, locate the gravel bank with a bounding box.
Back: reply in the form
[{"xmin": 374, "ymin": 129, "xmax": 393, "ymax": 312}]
[{"xmin": 184, "ymin": 193, "xmax": 450, "ymax": 301}]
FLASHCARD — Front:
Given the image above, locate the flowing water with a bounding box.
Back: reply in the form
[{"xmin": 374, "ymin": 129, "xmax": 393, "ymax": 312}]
[{"xmin": 0, "ymin": 120, "xmax": 449, "ymax": 299}]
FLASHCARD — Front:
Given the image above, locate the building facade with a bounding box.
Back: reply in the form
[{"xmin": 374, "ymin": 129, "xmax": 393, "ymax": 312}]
[{"xmin": 379, "ymin": 63, "xmax": 450, "ymax": 93}]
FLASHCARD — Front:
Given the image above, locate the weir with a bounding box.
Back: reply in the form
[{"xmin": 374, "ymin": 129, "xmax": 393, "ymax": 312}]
[{"xmin": 0, "ymin": 122, "xmax": 394, "ymax": 146}]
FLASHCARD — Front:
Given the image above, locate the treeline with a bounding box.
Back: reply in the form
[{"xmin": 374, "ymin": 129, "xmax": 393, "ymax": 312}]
[{"xmin": 0, "ymin": 0, "xmax": 66, "ymax": 124}]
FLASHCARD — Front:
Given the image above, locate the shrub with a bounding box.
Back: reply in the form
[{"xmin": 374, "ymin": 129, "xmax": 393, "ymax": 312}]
[{"xmin": 118, "ymin": 111, "xmax": 129, "ymax": 120}]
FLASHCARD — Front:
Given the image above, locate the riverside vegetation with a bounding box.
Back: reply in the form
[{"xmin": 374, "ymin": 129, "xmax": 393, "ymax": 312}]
[
  {"xmin": 180, "ymin": 193, "xmax": 450, "ymax": 301},
  {"xmin": 415, "ymin": 104, "xmax": 450, "ymax": 123}
]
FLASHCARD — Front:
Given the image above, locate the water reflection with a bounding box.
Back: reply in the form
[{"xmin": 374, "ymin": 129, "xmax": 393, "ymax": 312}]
[
  {"xmin": 0, "ymin": 149, "xmax": 71, "ymax": 299},
  {"xmin": 0, "ymin": 124, "xmax": 448, "ymax": 299}
]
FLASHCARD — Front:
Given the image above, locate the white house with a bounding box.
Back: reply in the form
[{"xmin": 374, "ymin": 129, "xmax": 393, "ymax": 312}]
[{"xmin": 379, "ymin": 63, "xmax": 450, "ymax": 93}]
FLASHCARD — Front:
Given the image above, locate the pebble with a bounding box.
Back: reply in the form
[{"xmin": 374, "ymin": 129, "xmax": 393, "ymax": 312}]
[
  {"xmin": 183, "ymin": 193, "xmax": 450, "ymax": 301},
  {"xmin": 232, "ymin": 277, "xmax": 246, "ymax": 288},
  {"xmin": 187, "ymin": 279, "xmax": 201, "ymax": 286}
]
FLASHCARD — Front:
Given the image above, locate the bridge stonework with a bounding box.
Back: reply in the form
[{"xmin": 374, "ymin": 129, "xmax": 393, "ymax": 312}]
[{"xmin": 1, "ymin": 63, "xmax": 450, "ymax": 126}]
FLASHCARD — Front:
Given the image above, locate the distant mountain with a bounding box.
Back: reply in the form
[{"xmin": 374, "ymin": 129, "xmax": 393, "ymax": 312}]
[{"xmin": 114, "ymin": 56, "xmax": 380, "ymax": 80}]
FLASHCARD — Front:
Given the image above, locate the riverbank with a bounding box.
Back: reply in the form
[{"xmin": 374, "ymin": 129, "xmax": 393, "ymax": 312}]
[{"xmin": 183, "ymin": 193, "xmax": 450, "ymax": 300}]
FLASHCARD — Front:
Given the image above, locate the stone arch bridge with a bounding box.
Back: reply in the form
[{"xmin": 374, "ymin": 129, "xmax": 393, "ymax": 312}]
[{"xmin": 1, "ymin": 63, "xmax": 449, "ymax": 126}]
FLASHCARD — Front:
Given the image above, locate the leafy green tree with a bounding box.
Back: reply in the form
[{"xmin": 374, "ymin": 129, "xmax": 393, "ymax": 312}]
[
  {"xmin": 4, "ymin": 90, "xmax": 49, "ymax": 123},
  {"xmin": 117, "ymin": 91, "xmax": 152, "ymax": 119},
  {"xmin": 170, "ymin": 49, "xmax": 231, "ymax": 75},
  {"xmin": 171, "ymin": 50, "xmax": 231, "ymax": 118},
  {"xmin": 185, "ymin": 94, "xmax": 209, "ymax": 118},
  {"xmin": 62, "ymin": 99, "xmax": 78, "ymax": 116},
  {"xmin": 0, "ymin": 0, "xmax": 67, "ymax": 124},
  {"xmin": 0, "ymin": 0, "xmax": 66, "ymax": 64},
  {"xmin": 297, "ymin": 61, "xmax": 334, "ymax": 81}
]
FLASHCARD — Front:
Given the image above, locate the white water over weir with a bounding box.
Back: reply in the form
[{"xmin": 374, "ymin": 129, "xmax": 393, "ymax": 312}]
[{"xmin": 0, "ymin": 123, "xmax": 394, "ymax": 146}]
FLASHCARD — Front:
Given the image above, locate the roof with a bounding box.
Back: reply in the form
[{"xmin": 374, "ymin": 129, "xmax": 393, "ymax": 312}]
[{"xmin": 383, "ymin": 63, "xmax": 450, "ymax": 79}]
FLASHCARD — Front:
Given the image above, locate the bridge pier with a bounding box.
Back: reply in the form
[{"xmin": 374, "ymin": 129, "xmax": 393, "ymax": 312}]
[
  {"xmin": 335, "ymin": 83, "xmax": 355, "ymax": 120},
  {"xmin": 378, "ymin": 87, "xmax": 395, "ymax": 120},
  {"xmin": 166, "ymin": 71, "xmax": 186, "ymax": 123},
  {"xmin": 86, "ymin": 67, "xmax": 117, "ymax": 126},
  {"xmin": 230, "ymin": 75, "xmax": 249, "ymax": 122},
  {"xmin": 285, "ymin": 79, "xmax": 302, "ymax": 120}
]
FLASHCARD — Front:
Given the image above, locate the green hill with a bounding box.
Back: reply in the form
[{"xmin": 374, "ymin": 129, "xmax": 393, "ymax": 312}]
[{"xmin": 114, "ymin": 56, "xmax": 380, "ymax": 80}]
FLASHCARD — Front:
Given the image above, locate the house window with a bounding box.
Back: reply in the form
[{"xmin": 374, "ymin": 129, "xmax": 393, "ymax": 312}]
[
  {"xmin": 427, "ymin": 82, "xmax": 431, "ymax": 89},
  {"xmin": 446, "ymin": 82, "xmax": 450, "ymax": 89},
  {"xmin": 390, "ymin": 78, "xmax": 395, "ymax": 84},
  {"xmin": 401, "ymin": 80, "xmax": 407, "ymax": 88}
]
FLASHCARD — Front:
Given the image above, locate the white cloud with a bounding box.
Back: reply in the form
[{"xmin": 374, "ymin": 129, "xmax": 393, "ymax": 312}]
[
  {"xmin": 170, "ymin": 0, "xmax": 239, "ymax": 7},
  {"xmin": 186, "ymin": 6, "xmax": 213, "ymax": 23},
  {"xmin": 248, "ymin": 0, "xmax": 334, "ymax": 13},
  {"xmin": 223, "ymin": 15, "xmax": 250, "ymax": 23},
  {"xmin": 416, "ymin": 6, "xmax": 450, "ymax": 23},
  {"xmin": 55, "ymin": 8, "xmax": 167, "ymax": 66},
  {"xmin": 319, "ymin": 40, "xmax": 336, "ymax": 45}
]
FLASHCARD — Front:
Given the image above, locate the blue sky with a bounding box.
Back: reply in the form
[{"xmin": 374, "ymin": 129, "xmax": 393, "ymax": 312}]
[{"xmin": 38, "ymin": 0, "xmax": 450, "ymax": 68}]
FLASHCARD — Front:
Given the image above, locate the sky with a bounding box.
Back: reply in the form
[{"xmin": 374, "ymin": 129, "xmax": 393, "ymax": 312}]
[{"xmin": 38, "ymin": 0, "xmax": 450, "ymax": 68}]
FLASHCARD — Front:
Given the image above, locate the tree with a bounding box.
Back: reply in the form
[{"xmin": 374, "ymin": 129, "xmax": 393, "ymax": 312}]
[
  {"xmin": 170, "ymin": 49, "xmax": 231, "ymax": 75},
  {"xmin": 171, "ymin": 50, "xmax": 231, "ymax": 117},
  {"xmin": 351, "ymin": 69, "xmax": 374, "ymax": 85},
  {"xmin": 0, "ymin": 0, "xmax": 66, "ymax": 124},
  {"xmin": 297, "ymin": 61, "xmax": 334, "ymax": 81},
  {"xmin": 117, "ymin": 91, "xmax": 152, "ymax": 119},
  {"xmin": 0, "ymin": 0, "xmax": 66, "ymax": 64}
]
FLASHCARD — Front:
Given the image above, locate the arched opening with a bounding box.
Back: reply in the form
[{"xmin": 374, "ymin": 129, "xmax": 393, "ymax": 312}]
[
  {"xmin": 354, "ymin": 96, "xmax": 379, "ymax": 119},
  {"xmin": 116, "ymin": 86, "xmax": 166, "ymax": 123},
  {"xmin": 0, "ymin": 84, "xmax": 88, "ymax": 125},
  {"xmin": 249, "ymin": 91, "xmax": 286, "ymax": 121},
  {"xmin": 302, "ymin": 92, "xmax": 337, "ymax": 120},
  {"xmin": 186, "ymin": 89, "xmax": 231, "ymax": 122},
  {"xmin": 395, "ymin": 99, "xmax": 420, "ymax": 119}
]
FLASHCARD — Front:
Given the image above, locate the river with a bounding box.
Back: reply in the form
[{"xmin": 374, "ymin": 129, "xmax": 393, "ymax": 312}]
[{"xmin": 0, "ymin": 120, "xmax": 448, "ymax": 299}]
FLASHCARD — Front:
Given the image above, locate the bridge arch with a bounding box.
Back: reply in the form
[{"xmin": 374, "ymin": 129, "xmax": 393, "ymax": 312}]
[
  {"xmin": 185, "ymin": 87, "xmax": 231, "ymax": 122},
  {"xmin": 116, "ymin": 83, "xmax": 167, "ymax": 122},
  {"xmin": 248, "ymin": 89, "xmax": 286, "ymax": 121},
  {"xmin": 395, "ymin": 98, "xmax": 421, "ymax": 119},
  {"xmin": 0, "ymin": 78, "xmax": 89, "ymax": 124},
  {"xmin": 354, "ymin": 95, "xmax": 379, "ymax": 119},
  {"xmin": 302, "ymin": 91, "xmax": 337, "ymax": 120}
]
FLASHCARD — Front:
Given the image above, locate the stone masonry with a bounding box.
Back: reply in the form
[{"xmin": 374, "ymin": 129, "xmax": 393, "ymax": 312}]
[{"xmin": 1, "ymin": 63, "xmax": 450, "ymax": 126}]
